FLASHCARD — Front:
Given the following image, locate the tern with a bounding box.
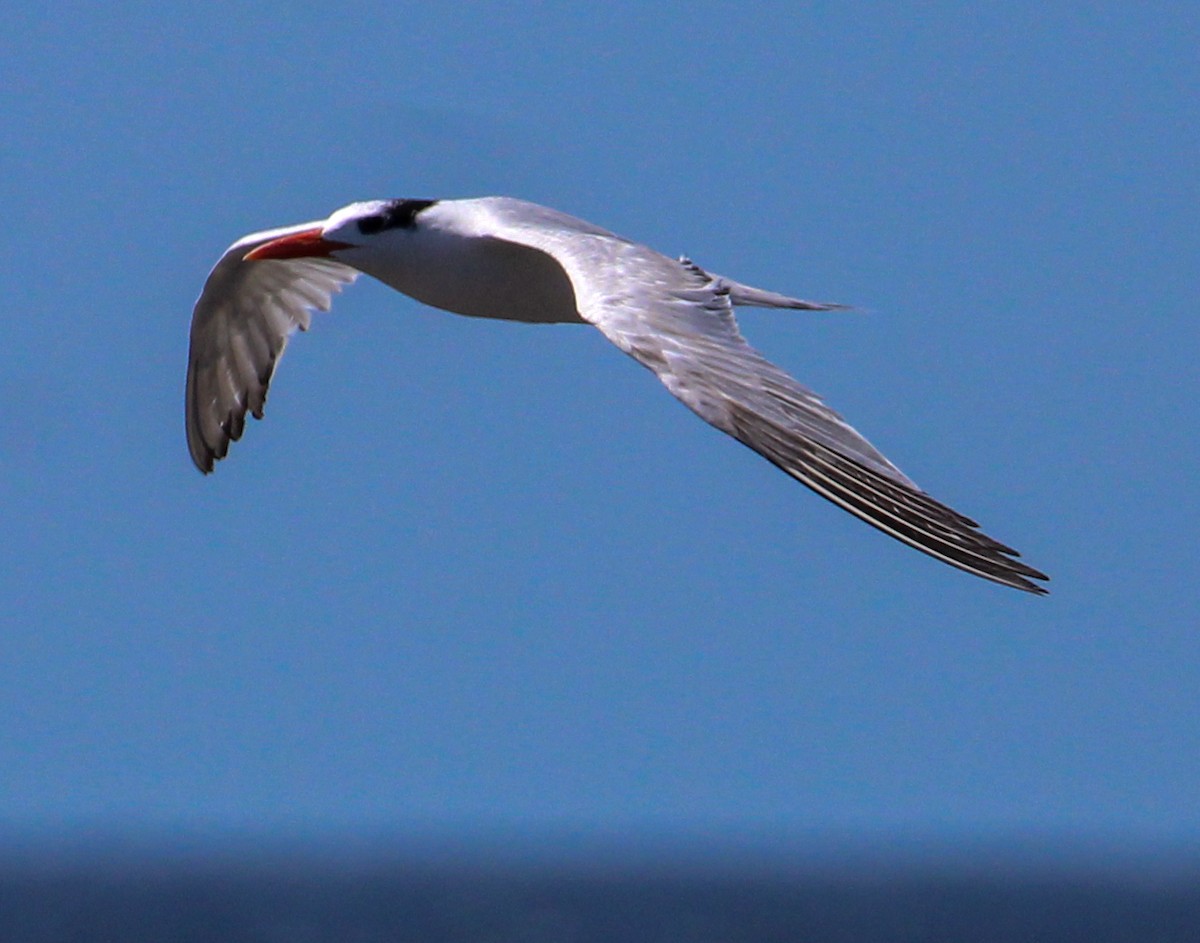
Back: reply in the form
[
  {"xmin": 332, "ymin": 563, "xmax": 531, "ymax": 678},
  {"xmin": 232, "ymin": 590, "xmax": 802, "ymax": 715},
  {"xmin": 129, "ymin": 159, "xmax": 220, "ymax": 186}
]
[{"xmin": 186, "ymin": 197, "xmax": 1048, "ymax": 594}]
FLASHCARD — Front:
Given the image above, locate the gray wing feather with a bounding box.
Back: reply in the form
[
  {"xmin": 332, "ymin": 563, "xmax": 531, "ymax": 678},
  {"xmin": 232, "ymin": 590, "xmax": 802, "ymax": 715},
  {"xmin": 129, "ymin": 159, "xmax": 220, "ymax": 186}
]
[
  {"xmin": 185, "ymin": 223, "xmax": 358, "ymax": 473},
  {"xmin": 491, "ymin": 211, "xmax": 1047, "ymax": 593}
]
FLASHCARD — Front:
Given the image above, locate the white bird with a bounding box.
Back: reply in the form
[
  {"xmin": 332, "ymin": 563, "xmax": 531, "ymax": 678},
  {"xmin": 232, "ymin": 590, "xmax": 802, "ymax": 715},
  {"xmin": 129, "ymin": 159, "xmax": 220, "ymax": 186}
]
[{"xmin": 186, "ymin": 197, "xmax": 1048, "ymax": 594}]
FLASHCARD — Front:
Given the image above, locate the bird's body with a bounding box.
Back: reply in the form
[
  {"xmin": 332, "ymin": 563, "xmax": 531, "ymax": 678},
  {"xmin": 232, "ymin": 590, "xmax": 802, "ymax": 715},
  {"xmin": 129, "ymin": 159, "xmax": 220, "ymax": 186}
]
[{"xmin": 187, "ymin": 196, "xmax": 1048, "ymax": 594}]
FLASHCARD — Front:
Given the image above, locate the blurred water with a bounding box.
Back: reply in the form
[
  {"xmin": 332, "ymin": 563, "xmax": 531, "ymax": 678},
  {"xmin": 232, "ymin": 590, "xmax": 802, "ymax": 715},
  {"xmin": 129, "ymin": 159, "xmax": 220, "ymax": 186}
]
[{"xmin": 2, "ymin": 836, "xmax": 1198, "ymax": 942}]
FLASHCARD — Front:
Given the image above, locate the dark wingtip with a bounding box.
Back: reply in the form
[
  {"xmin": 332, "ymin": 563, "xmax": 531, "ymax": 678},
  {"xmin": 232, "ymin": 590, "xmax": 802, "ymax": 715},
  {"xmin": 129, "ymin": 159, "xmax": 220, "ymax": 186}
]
[
  {"xmin": 1005, "ymin": 563, "xmax": 1050, "ymax": 595},
  {"xmin": 190, "ymin": 446, "xmax": 216, "ymax": 475}
]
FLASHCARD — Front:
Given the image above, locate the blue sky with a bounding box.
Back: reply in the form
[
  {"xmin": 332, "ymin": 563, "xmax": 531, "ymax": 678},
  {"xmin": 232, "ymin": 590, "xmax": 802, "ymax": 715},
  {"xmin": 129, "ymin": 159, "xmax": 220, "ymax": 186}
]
[{"xmin": 2, "ymin": 2, "xmax": 1197, "ymax": 856}]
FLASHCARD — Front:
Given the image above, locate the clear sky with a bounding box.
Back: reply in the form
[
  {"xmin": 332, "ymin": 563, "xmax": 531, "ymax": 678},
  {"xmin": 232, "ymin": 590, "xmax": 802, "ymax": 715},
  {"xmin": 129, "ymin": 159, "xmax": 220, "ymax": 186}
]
[{"xmin": 2, "ymin": 2, "xmax": 1197, "ymax": 858}]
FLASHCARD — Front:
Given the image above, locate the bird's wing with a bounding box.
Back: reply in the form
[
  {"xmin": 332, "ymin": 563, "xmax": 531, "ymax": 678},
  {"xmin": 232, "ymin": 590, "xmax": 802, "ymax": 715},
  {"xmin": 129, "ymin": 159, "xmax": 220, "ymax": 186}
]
[
  {"xmin": 185, "ymin": 223, "xmax": 359, "ymax": 473},
  {"xmin": 492, "ymin": 213, "xmax": 1047, "ymax": 593}
]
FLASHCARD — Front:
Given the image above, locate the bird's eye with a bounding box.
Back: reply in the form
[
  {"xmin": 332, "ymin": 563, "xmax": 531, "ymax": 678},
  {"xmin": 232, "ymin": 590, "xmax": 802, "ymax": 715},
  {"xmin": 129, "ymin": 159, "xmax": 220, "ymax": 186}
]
[{"xmin": 357, "ymin": 215, "xmax": 386, "ymax": 235}]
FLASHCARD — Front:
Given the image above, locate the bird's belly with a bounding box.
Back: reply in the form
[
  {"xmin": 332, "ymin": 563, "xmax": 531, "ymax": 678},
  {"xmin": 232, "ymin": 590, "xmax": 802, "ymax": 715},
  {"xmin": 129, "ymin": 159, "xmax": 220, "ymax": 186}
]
[{"xmin": 368, "ymin": 235, "xmax": 584, "ymax": 324}]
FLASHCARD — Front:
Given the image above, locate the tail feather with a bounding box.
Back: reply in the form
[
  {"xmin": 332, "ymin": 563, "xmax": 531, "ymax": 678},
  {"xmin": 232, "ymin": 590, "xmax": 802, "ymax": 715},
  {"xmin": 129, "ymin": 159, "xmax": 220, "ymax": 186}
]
[
  {"xmin": 678, "ymin": 256, "xmax": 848, "ymax": 311},
  {"xmin": 722, "ymin": 280, "xmax": 848, "ymax": 310}
]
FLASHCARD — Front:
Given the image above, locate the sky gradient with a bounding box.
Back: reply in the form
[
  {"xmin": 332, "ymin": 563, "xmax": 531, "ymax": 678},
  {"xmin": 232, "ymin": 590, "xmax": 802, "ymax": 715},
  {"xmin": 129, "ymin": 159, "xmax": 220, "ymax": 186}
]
[{"xmin": 2, "ymin": 3, "xmax": 1197, "ymax": 857}]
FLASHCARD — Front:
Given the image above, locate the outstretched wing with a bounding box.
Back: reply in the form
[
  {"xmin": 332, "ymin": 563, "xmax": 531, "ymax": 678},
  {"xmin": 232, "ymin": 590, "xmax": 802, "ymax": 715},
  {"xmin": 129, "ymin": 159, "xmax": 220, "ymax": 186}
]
[
  {"xmin": 487, "ymin": 204, "xmax": 1048, "ymax": 593},
  {"xmin": 185, "ymin": 223, "xmax": 358, "ymax": 473}
]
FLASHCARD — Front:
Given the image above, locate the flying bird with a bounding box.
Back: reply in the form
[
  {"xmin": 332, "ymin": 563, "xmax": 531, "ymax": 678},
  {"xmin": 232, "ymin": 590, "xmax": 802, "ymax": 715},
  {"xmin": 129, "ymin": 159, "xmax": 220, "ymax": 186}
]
[{"xmin": 186, "ymin": 196, "xmax": 1048, "ymax": 594}]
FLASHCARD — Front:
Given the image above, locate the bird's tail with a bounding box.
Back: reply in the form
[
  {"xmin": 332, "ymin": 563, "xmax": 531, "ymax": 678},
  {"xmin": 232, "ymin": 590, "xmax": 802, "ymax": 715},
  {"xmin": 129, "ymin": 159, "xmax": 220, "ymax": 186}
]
[
  {"xmin": 721, "ymin": 279, "xmax": 849, "ymax": 310},
  {"xmin": 678, "ymin": 256, "xmax": 848, "ymax": 310}
]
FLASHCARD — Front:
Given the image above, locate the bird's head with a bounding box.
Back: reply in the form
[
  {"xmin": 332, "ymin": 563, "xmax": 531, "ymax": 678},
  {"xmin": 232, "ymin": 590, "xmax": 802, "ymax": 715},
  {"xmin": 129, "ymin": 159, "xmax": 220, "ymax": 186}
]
[{"xmin": 244, "ymin": 199, "xmax": 438, "ymax": 261}]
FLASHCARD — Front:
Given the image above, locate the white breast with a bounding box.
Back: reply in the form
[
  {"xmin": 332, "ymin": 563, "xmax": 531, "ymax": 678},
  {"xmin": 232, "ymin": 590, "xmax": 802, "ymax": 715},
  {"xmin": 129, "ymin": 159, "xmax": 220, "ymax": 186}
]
[{"xmin": 347, "ymin": 226, "xmax": 584, "ymax": 324}]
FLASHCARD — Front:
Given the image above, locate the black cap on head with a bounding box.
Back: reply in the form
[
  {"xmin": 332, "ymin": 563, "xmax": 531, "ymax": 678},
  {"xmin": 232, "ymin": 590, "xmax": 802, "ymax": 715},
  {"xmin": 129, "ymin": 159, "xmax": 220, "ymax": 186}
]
[{"xmin": 357, "ymin": 199, "xmax": 437, "ymax": 235}]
